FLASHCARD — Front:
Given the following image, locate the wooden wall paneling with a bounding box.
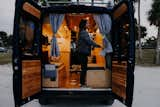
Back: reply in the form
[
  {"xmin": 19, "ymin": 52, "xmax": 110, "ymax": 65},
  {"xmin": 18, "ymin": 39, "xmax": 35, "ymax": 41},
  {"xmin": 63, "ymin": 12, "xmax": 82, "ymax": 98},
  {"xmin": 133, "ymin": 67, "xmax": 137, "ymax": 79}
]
[
  {"xmin": 112, "ymin": 62, "xmax": 127, "ymax": 99},
  {"xmin": 22, "ymin": 60, "xmax": 41, "ymax": 99},
  {"xmin": 58, "ymin": 65, "xmax": 67, "ymax": 87},
  {"xmin": 42, "ymin": 63, "xmax": 66, "ymax": 88},
  {"xmin": 93, "ymin": 32, "xmax": 105, "ymax": 64},
  {"xmin": 60, "ymin": 52, "xmax": 70, "ymax": 79}
]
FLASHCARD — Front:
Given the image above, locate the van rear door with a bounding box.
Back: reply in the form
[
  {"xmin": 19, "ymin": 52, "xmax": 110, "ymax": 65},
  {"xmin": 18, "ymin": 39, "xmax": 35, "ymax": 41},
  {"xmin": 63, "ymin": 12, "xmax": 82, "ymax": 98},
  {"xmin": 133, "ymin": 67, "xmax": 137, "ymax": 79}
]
[
  {"xmin": 12, "ymin": 0, "xmax": 42, "ymax": 106},
  {"xmin": 111, "ymin": 1, "xmax": 135, "ymax": 107}
]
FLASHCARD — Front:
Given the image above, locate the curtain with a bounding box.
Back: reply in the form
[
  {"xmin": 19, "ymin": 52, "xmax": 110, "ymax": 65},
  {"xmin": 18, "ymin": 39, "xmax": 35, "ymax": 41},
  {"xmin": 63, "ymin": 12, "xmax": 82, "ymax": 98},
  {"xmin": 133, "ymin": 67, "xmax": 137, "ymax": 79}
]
[
  {"xmin": 50, "ymin": 14, "xmax": 64, "ymax": 57},
  {"xmin": 93, "ymin": 14, "xmax": 112, "ymax": 35},
  {"xmin": 94, "ymin": 14, "xmax": 113, "ymax": 70},
  {"xmin": 93, "ymin": 14, "xmax": 113, "ymax": 53}
]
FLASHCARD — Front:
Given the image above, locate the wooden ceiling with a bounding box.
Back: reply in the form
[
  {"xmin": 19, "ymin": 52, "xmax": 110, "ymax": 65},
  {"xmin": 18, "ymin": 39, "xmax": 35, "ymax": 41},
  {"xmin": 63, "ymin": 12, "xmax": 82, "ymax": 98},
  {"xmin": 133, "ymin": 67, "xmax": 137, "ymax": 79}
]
[
  {"xmin": 43, "ymin": 14, "xmax": 97, "ymax": 33},
  {"xmin": 65, "ymin": 14, "xmax": 97, "ymax": 32}
]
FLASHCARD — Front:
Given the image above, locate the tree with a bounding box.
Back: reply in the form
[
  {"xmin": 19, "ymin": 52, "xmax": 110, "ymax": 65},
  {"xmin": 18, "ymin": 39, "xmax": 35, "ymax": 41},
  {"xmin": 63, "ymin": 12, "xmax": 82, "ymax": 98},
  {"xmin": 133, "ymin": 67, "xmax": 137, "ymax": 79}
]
[
  {"xmin": 0, "ymin": 31, "xmax": 8, "ymax": 47},
  {"xmin": 7, "ymin": 35, "xmax": 13, "ymax": 47},
  {"xmin": 148, "ymin": 0, "xmax": 160, "ymax": 64},
  {"xmin": 134, "ymin": 19, "xmax": 147, "ymax": 40},
  {"xmin": 133, "ymin": 0, "xmax": 142, "ymax": 63},
  {"xmin": 137, "ymin": 0, "xmax": 142, "ymax": 63}
]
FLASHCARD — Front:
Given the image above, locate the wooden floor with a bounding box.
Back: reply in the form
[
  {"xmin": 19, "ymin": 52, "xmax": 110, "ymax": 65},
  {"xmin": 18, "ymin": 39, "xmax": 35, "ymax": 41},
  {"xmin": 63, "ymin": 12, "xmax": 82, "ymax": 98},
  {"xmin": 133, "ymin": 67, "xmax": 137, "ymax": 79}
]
[
  {"xmin": 59, "ymin": 64, "xmax": 82, "ymax": 88},
  {"xmin": 43, "ymin": 71, "xmax": 111, "ymax": 89},
  {"xmin": 43, "ymin": 72, "xmax": 111, "ymax": 91},
  {"xmin": 43, "ymin": 65, "xmax": 111, "ymax": 89},
  {"xmin": 42, "ymin": 70, "xmax": 81, "ymax": 88},
  {"xmin": 65, "ymin": 72, "xmax": 81, "ymax": 88}
]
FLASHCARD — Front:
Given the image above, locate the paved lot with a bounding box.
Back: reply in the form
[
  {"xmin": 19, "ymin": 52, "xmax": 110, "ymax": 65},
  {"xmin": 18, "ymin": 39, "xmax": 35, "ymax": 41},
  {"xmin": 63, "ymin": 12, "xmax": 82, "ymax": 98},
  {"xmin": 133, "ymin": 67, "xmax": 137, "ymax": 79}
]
[{"xmin": 0, "ymin": 64, "xmax": 160, "ymax": 107}]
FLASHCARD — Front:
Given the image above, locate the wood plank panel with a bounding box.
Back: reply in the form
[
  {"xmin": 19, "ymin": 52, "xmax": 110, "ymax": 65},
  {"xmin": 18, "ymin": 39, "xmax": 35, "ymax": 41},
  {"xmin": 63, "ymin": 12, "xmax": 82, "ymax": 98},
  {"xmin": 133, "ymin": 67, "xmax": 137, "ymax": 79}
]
[
  {"xmin": 23, "ymin": 2, "xmax": 41, "ymax": 19},
  {"xmin": 43, "ymin": 63, "xmax": 66, "ymax": 88},
  {"xmin": 112, "ymin": 61, "xmax": 127, "ymax": 99},
  {"xmin": 59, "ymin": 52, "xmax": 70, "ymax": 78},
  {"xmin": 87, "ymin": 69, "xmax": 111, "ymax": 88},
  {"xmin": 22, "ymin": 60, "xmax": 41, "ymax": 99},
  {"xmin": 112, "ymin": 83, "xmax": 126, "ymax": 99},
  {"xmin": 113, "ymin": 3, "xmax": 127, "ymax": 20}
]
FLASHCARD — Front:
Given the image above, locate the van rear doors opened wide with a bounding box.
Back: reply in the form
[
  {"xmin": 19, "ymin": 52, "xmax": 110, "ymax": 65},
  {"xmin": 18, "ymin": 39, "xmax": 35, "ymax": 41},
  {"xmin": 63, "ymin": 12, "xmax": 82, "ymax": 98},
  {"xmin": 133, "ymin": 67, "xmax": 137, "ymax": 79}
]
[{"xmin": 13, "ymin": 0, "xmax": 135, "ymax": 107}]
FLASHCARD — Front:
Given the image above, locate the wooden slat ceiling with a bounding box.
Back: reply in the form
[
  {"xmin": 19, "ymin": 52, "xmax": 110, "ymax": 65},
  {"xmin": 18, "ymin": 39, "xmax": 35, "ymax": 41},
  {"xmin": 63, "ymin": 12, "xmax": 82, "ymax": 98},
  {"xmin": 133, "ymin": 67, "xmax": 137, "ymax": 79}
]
[{"xmin": 43, "ymin": 14, "xmax": 97, "ymax": 32}]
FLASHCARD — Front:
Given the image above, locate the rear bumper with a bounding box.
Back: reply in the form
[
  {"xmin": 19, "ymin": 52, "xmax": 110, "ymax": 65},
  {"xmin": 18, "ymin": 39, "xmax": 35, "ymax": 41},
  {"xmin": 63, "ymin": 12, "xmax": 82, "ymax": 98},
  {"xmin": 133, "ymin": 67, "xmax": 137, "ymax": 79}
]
[{"xmin": 41, "ymin": 88, "xmax": 113, "ymax": 99}]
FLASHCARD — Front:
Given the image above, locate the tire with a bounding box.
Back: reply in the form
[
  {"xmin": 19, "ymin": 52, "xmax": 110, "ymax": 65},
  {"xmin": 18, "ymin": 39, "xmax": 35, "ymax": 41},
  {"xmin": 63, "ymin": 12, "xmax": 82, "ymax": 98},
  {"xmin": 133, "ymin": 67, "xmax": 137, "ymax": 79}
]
[
  {"xmin": 106, "ymin": 99, "xmax": 114, "ymax": 105},
  {"xmin": 38, "ymin": 97, "xmax": 48, "ymax": 105},
  {"xmin": 101, "ymin": 99, "xmax": 114, "ymax": 105}
]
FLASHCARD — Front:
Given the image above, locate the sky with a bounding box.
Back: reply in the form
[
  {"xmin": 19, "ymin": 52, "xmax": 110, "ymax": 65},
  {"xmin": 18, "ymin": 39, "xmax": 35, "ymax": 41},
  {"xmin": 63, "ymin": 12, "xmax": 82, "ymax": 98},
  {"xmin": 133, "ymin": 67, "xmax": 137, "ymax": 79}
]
[
  {"xmin": 0, "ymin": 0, "xmax": 158, "ymax": 37},
  {"xmin": 134, "ymin": 0, "xmax": 157, "ymax": 38},
  {"xmin": 0, "ymin": 0, "xmax": 15, "ymax": 35}
]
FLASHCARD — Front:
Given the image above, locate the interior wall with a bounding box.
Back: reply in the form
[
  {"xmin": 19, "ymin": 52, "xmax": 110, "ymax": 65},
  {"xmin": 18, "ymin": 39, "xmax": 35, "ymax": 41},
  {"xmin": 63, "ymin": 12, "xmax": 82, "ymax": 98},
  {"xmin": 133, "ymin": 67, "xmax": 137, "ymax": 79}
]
[{"xmin": 94, "ymin": 30, "xmax": 105, "ymax": 65}]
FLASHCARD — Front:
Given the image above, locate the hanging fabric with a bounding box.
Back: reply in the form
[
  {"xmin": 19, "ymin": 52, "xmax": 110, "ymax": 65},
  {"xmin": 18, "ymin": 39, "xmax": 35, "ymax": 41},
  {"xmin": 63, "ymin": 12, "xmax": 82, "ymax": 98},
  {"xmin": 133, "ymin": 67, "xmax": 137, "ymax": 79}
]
[
  {"xmin": 49, "ymin": 14, "xmax": 64, "ymax": 57},
  {"xmin": 50, "ymin": 36, "xmax": 60, "ymax": 57},
  {"xmin": 93, "ymin": 14, "xmax": 112, "ymax": 35},
  {"xmin": 94, "ymin": 14, "xmax": 113, "ymax": 70},
  {"xmin": 102, "ymin": 35, "xmax": 113, "ymax": 53},
  {"xmin": 93, "ymin": 14, "xmax": 113, "ymax": 54}
]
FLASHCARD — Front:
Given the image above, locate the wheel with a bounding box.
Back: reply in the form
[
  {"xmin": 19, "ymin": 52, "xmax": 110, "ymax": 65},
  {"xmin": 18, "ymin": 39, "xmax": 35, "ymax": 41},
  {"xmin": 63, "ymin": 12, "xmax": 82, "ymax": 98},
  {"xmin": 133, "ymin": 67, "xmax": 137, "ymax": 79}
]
[
  {"xmin": 106, "ymin": 99, "xmax": 114, "ymax": 105},
  {"xmin": 38, "ymin": 97, "xmax": 48, "ymax": 105},
  {"xmin": 101, "ymin": 99, "xmax": 114, "ymax": 105}
]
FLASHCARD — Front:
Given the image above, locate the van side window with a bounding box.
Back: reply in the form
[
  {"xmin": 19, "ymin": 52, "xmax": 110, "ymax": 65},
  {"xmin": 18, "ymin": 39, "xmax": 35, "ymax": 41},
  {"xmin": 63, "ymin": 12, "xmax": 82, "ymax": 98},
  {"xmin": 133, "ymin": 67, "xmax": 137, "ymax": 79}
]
[
  {"xmin": 113, "ymin": 14, "xmax": 129, "ymax": 61},
  {"xmin": 19, "ymin": 17, "xmax": 38, "ymax": 56}
]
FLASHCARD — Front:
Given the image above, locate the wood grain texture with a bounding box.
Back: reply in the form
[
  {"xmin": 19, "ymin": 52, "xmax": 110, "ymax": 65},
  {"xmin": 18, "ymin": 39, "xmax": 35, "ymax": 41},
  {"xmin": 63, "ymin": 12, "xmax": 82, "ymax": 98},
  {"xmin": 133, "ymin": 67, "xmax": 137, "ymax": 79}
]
[
  {"xmin": 112, "ymin": 61, "xmax": 127, "ymax": 99},
  {"xmin": 22, "ymin": 60, "xmax": 41, "ymax": 99},
  {"xmin": 113, "ymin": 3, "xmax": 127, "ymax": 20},
  {"xmin": 87, "ymin": 69, "xmax": 111, "ymax": 88},
  {"xmin": 42, "ymin": 63, "xmax": 112, "ymax": 89},
  {"xmin": 23, "ymin": 2, "xmax": 41, "ymax": 19},
  {"xmin": 43, "ymin": 63, "xmax": 66, "ymax": 88},
  {"xmin": 59, "ymin": 52, "xmax": 70, "ymax": 78}
]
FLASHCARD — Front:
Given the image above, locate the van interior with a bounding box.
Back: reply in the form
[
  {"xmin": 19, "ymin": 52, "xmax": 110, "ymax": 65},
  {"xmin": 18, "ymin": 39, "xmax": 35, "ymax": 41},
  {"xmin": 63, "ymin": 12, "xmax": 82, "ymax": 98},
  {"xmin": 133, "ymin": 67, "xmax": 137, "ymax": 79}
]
[
  {"xmin": 41, "ymin": 13, "xmax": 111, "ymax": 89},
  {"xmin": 19, "ymin": 13, "xmax": 112, "ymax": 90}
]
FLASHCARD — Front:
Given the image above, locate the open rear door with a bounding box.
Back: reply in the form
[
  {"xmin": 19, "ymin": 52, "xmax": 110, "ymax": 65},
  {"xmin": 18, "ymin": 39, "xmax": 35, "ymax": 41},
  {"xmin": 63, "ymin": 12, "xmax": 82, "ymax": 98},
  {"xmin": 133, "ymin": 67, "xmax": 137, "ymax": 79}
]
[
  {"xmin": 111, "ymin": 1, "xmax": 135, "ymax": 107},
  {"xmin": 12, "ymin": 0, "xmax": 42, "ymax": 106}
]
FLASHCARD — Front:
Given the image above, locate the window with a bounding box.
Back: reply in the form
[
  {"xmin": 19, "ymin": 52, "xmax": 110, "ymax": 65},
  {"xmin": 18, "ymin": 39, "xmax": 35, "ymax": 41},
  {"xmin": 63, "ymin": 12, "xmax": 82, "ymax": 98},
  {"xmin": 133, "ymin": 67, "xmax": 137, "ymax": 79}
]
[{"xmin": 19, "ymin": 17, "xmax": 38, "ymax": 56}]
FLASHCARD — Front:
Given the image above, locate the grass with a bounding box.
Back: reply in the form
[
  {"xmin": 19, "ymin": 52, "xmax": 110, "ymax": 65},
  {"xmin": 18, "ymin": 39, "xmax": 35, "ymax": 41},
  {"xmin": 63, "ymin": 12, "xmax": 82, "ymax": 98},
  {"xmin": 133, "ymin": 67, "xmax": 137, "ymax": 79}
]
[
  {"xmin": 0, "ymin": 49, "xmax": 157, "ymax": 65},
  {"xmin": 0, "ymin": 52, "xmax": 12, "ymax": 65}
]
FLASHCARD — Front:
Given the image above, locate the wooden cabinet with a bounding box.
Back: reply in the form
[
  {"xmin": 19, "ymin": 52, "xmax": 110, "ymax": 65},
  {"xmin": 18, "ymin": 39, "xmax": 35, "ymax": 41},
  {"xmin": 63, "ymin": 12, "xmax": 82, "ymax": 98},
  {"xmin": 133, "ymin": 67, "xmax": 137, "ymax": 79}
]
[
  {"xmin": 43, "ymin": 63, "xmax": 66, "ymax": 88},
  {"xmin": 86, "ymin": 64, "xmax": 111, "ymax": 88}
]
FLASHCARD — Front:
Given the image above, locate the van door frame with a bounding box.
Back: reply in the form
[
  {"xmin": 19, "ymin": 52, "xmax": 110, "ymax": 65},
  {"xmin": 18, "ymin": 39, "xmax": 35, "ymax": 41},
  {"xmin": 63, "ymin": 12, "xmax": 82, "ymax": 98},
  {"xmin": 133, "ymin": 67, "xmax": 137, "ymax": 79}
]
[
  {"xmin": 12, "ymin": 0, "xmax": 135, "ymax": 106},
  {"xmin": 111, "ymin": 1, "xmax": 135, "ymax": 107},
  {"xmin": 12, "ymin": 0, "xmax": 42, "ymax": 106},
  {"xmin": 126, "ymin": 1, "xmax": 135, "ymax": 106}
]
